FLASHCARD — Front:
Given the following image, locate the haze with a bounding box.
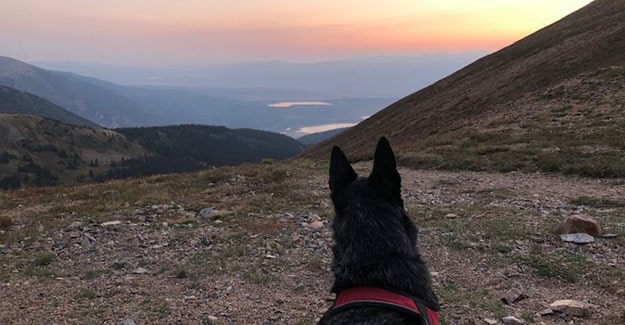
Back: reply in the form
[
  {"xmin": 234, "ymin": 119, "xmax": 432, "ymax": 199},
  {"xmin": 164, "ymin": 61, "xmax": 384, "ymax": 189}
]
[{"xmin": 2, "ymin": 0, "xmax": 592, "ymax": 66}]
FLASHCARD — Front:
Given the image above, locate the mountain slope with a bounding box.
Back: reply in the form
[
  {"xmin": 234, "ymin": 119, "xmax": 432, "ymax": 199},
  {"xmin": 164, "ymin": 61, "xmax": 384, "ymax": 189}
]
[
  {"xmin": 0, "ymin": 85, "xmax": 99, "ymax": 128},
  {"xmin": 0, "ymin": 113, "xmax": 304, "ymax": 188},
  {"xmin": 0, "ymin": 56, "xmax": 156, "ymax": 127},
  {"xmin": 0, "ymin": 114, "xmax": 146, "ymax": 188},
  {"xmin": 303, "ymin": 0, "xmax": 625, "ymax": 177}
]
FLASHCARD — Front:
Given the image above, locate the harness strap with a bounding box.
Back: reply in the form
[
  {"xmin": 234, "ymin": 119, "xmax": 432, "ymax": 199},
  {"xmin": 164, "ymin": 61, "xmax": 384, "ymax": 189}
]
[{"xmin": 332, "ymin": 287, "xmax": 439, "ymax": 325}]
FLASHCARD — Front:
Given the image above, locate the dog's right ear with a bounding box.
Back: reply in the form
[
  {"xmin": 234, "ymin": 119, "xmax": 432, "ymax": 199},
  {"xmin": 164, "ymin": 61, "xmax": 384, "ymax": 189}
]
[{"xmin": 329, "ymin": 146, "xmax": 357, "ymax": 192}]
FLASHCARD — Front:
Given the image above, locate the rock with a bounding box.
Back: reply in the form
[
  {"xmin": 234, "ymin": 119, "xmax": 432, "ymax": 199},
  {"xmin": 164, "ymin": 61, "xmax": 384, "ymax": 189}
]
[
  {"xmin": 501, "ymin": 316, "xmax": 525, "ymax": 325},
  {"xmin": 445, "ymin": 213, "xmax": 459, "ymax": 219},
  {"xmin": 111, "ymin": 261, "xmax": 126, "ymax": 270},
  {"xmin": 536, "ymin": 308, "xmax": 554, "ymax": 316},
  {"xmin": 132, "ymin": 267, "xmax": 149, "ymax": 274},
  {"xmin": 197, "ymin": 208, "xmax": 214, "ymax": 218},
  {"xmin": 483, "ymin": 317, "xmax": 498, "ymax": 324},
  {"xmin": 309, "ymin": 221, "xmax": 324, "ymax": 230},
  {"xmin": 100, "ymin": 220, "xmax": 122, "ymax": 227},
  {"xmin": 120, "ymin": 320, "xmax": 136, "ymax": 325},
  {"xmin": 600, "ymin": 233, "xmax": 618, "ymax": 238},
  {"xmin": 560, "ymin": 233, "xmax": 595, "ymax": 244},
  {"xmin": 80, "ymin": 233, "xmax": 97, "ymax": 252},
  {"xmin": 557, "ymin": 214, "xmax": 602, "ymax": 236},
  {"xmin": 549, "ymin": 299, "xmax": 590, "ymax": 317},
  {"xmin": 501, "ymin": 288, "xmax": 528, "ymax": 305},
  {"xmin": 310, "ymin": 214, "xmax": 321, "ymax": 222}
]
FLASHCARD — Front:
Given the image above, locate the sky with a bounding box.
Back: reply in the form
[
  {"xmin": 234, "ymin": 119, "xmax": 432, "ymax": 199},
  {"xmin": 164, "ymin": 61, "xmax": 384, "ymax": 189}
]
[{"xmin": 1, "ymin": 0, "xmax": 594, "ymax": 66}]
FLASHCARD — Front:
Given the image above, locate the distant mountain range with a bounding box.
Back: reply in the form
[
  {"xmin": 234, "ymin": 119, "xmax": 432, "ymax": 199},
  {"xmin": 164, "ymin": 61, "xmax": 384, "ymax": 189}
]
[
  {"xmin": 304, "ymin": 0, "xmax": 625, "ymax": 178},
  {"xmin": 0, "ymin": 56, "xmax": 397, "ymax": 133},
  {"xmin": 0, "ymin": 85, "xmax": 99, "ymax": 128},
  {"xmin": 34, "ymin": 53, "xmax": 485, "ymax": 99}
]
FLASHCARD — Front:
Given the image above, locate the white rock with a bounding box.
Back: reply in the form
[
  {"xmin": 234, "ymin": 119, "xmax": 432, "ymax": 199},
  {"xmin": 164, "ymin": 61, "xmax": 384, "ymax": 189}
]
[
  {"xmin": 310, "ymin": 214, "xmax": 321, "ymax": 222},
  {"xmin": 309, "ymin": 221, "xmax": 324, "ymax": 230},
  {"xmin": 132, "ymin": 267, "xmax": 149, "ymax": 274},
  {"xmin": 100, "ymin": 220, "xmax": 122, "ymax": 227},
  {"xmin": 483, "ymin": 317, "xmax": 498, "ymax": 324},
  {"xmin": 502, "ymin": 316, "xmax": 525, "ymax": 325},
  {"xmin": 549, "ymin": 299, "xmax": 590, "ymax": 317},
  {"xmin": 560, "ymin": 233, "xmax": 595, "ymax": 244}
]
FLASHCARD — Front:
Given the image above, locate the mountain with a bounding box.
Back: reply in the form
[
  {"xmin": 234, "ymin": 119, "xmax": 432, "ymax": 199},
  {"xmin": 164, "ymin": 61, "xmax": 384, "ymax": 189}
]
[
  {"xmin": 297, "ymin": 127, "xmax": 349, "ymax": 146},
  {"xmin": 34, "ymin": 53, "xmax": 485, "ymax": 99},
  {"xmin": 0, "ymin": 114, "xmax": 146, "ymax": 188},
  {"xmin": 0, "ymin": 113, "xmax": 304, "ymax": 189},
  {"xmin": 0, "ymin": 85, "xmax": 99, "ymax": 128},
  {"xmin": 303, "ymin": 0, "xmax": 625, "ymax": 177},
  {"xmin": 0, "ymin": 56, "xmax": 156, "ymax": 127},
  {"xmin": 113, "ymin": 125, "xmax": 304, "ymax": 177},
  {"xmin": 1, "ymin": 56, "xmax": 395, "ymax": 133}
]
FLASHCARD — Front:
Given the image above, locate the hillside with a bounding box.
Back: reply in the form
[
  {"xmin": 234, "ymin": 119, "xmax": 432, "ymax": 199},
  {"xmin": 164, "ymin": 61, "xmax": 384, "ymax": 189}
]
[
  {"xmin": 0, "ymin": 85, "xmax": 99, "ymax": 128},
  {"xmin": 112, "ymin": 125, "xmax": 304, "ymax": 177},
  {"xmin": 298, "ymin": 127, "xmax": 349, "ymax": 146},
  {"xmin": 303, "ymin": 0, "xmax": 625, "ymax": 178},
  {"xmin": 0, "ymin": 114, "xmax": 146, "ymax": 188},
  {"xmin": 0, "ymin": 115, "xmax": 304, "ymax": 189},
  {"xmin": 0, "ymin": 56, "xmax": 156, "ymax": 127}
]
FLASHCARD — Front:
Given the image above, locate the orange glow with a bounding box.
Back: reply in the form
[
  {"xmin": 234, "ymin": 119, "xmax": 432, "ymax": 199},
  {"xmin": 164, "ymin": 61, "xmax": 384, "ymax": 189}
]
[{"xmin": 0, "ymin": 0, "xmax": 594, "ymax": 64}]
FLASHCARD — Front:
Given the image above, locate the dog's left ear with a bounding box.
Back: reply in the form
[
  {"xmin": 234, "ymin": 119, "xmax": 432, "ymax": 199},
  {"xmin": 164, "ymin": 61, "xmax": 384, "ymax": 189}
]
[
  {"xmin": 329, "ymin": 145, "xmax": 357, "ymax": 192},
  {"xmin": 369, "ymin": 137, "xmax": 401, "ymax": 201}
]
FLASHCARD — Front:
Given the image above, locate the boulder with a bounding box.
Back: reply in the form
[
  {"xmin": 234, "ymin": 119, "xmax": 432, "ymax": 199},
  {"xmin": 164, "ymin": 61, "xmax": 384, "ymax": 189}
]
[
  {"xmin": 549, "ymin": 299, "xmax": 590, "ymax": 317},
  {"xmin": 557, "ymin": 214, "xmax": 602, "ymax": 236}
]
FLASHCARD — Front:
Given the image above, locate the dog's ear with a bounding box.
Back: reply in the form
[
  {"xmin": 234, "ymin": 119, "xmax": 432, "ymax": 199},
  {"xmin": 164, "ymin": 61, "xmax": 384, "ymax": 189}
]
[
  {"xmin": 369, "ymin": 137, "xmax": 401, "ymax": 201},
  {"xmin": 329, "ymin": 145, "xmax": 357, "ymax": 192}
]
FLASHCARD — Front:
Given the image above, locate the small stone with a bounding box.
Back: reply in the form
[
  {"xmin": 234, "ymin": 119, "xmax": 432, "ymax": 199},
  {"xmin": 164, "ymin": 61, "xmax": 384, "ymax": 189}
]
[
  {"xmin": 197, "ymin": 208, "xmax": 214, "ymax": 218},
  {"xmin": 132, "ymin": 267, "xmax": 149, "ymax": 274},
  {"xmin": 309, "ymin": 221, "xmax": 324, "ymax": 230},
  {"xmin": 558, "ymin": 214, "xmax": 602, "ymax": 236},
  {"xmin": 176, "ymin": 270, "xmax": 187, "ymax": 279},
  {"xmin": 536, "ymin": 308, "xmax": 554, "ymax": 316},
  {"xmin": 560, "ymin": 233, "xmax": 595, "ymax": 244},
  {"xmin": 101, "ymin": 220, "xmax": 122, "ymax": 227},
  {"xmin": 111, "ymin": 261, "xmax": 126, "ymax": 270},
  {"xmin": 600, "ymin": 233, "xmax": 618, "ymax": 238},
  {"xmin": 549, "ymin": 299, "xmax": 590, "ymax": 317},
  {"xmin": 120, "ymin": 320, "xmax": 136, "ymax": 325},
  {"xmin": 207, "ymin": 315, "xmax": 218, "ymax": 321},
  {"xmin": 501, "ymin": 316, "xmax": 525, "ymax": 325},
  {"xmin": 310, "ymin": 214, "xmax": 321, "ymax": 222},
  {"xmin": 483, "ymin": 317, "xmax": 498, "ymax": 324},
  {"xmin": 501, "ymin": 288, "xmax": 528, "ymax": 305},
  {"xmin": 445, "ymin": 213, "xmax": 459, "ymax": 219}
]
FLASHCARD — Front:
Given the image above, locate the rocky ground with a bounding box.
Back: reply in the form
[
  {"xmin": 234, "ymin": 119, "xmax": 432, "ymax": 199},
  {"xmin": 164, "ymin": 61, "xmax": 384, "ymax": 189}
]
[{"xmin": 1, "ymin": 160, "xmax": 624, "ymax": 324}]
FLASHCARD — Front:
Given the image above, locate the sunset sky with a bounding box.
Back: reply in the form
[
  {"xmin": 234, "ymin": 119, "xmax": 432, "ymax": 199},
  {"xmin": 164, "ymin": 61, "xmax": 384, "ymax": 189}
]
[{"xmin": 1, "ymin": 0, "xmax": 593, "ymax": 65}]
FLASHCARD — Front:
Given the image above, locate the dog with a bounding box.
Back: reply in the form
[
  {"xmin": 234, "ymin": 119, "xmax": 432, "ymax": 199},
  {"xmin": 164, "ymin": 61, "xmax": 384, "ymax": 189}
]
[{"xmin": 319, "ymin": 137, "xmax": 440, "ymax": 324}]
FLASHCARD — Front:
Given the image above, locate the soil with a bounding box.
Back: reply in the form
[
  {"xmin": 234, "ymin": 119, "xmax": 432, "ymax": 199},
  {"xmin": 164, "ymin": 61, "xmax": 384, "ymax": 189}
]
[{"xmin": 1, "ymin": 164, "xmax": 624, "ymax": 324}]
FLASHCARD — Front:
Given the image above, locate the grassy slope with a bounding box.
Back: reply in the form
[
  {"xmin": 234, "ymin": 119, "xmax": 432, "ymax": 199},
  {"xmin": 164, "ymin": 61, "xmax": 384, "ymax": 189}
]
[
  {"xmin": 0, "ymin": 114, "xmax": 146, "ymax": 186},
  {"xmin": 302, "ymin": 0, "xmax": 625, "ymax": 178}
]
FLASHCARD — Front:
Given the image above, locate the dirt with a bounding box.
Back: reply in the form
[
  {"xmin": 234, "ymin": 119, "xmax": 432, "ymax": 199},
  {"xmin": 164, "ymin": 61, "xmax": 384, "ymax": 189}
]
[{"xmin": 1, "ymin": 164, "xmax": 624, "ymax": 324}]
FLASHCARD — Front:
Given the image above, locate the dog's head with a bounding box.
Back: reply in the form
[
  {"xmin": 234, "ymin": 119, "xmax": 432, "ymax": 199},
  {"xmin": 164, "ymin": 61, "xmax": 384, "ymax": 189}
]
[{"xmin": 328, "ymin": 137, "xmax": 418, "ymax": 261}]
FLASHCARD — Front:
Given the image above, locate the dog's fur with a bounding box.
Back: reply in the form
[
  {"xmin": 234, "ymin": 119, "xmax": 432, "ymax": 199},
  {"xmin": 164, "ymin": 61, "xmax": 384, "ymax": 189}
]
[{"xmin": 319, "ymin": 137, "xmax": 439, "ymax": 324}]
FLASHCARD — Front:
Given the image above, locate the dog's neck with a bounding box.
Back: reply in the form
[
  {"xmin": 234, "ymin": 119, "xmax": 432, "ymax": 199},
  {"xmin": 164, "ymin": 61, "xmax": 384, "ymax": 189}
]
[{"xmin": 330, "ymin": 247, "xmax": 440, "ymax": 311}]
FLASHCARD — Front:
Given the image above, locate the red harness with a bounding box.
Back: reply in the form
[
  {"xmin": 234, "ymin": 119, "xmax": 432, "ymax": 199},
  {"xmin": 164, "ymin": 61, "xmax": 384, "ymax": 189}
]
[{"xmin": 333, "ymin": 287, "xmax": 440, "ymax": 325}]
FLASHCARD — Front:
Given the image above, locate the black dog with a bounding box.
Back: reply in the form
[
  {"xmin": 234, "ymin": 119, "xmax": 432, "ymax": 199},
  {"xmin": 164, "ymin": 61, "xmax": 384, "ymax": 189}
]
[{"xmin": 319, "ymin": 137, "xmax": 440, "ymax": 324}]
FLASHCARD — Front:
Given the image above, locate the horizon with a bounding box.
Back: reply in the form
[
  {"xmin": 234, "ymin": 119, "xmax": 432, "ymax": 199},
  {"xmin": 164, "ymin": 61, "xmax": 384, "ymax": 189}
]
[{"xmin": 2, "ymin": 1, "xmax": 593, "ymax": 66}]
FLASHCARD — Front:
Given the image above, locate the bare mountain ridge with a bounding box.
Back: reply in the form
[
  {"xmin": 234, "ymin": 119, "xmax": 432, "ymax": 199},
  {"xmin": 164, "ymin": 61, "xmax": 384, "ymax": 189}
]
[
  {"xmin": 304, "ymin": 0, "xmax": 625, "ymax": 169},
  {"xmin": 0, "ymin": 85, "xmax": 99, "ymax": 128}
]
